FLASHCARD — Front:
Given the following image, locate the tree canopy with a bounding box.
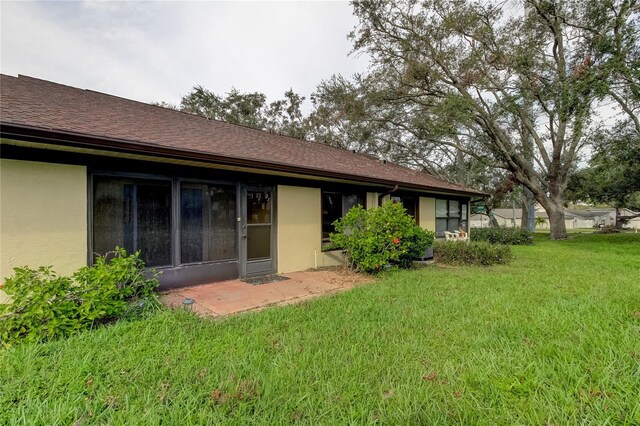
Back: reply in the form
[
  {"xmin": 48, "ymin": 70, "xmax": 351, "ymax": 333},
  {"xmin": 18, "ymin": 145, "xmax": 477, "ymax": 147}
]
[
  {"xmin": 161, "ymin": 86, "xmax": 308, "ymax": 139},
  {"xmin": 153, "ymin": 1, "xmax": 639, "ymax": 240},
  {"xmin": 567, "ymin": 120, "xmax": 640, "ymax": 214},
  {"xmin": 320, "ymin": 0, "xmax": 640, "ymax": 239}
]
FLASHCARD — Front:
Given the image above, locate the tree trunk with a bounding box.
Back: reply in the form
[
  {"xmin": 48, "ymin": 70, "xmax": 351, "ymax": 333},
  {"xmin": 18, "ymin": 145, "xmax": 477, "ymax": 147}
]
[
  {"xmin": 520, "ymin": 187, "xmax": 535, "ymax": 232},
  {"xmin": 512, "ymin": 179, "xmax": 568, "ymax": 240},
  {"xmin": 521, "ymin": 199, "xmax": 529, "ymax": 230},
  {"xmin": 454, "ymin": 149, "xmax": 466, "ymax": 185},
  {"xmin": 488, "ymin": 210, "xmax": 500, "ymax": 227},
  {"xmin": 546, "ymin": 203, "xmax": 567, "ymax": 240}
]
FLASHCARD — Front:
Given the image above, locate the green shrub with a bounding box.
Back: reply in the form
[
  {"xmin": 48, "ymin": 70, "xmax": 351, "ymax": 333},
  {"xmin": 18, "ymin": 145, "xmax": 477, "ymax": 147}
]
[
  {"xmin": 0, "ymin": 248, "xmax": 159, "ymax": 345},
  {"xmin": 321, "ymin": 242, "xmax": 343, "ymax": 252},
  {"xmin": 534, "ymin": 217, "xmax": 547, "ymax": 227},
  {"xmin": 471, "ymin": 227, "xmax": 533, "ymax": 245},
  {"xmin": 433, "ymin": 241, "xmax": 513, "ymax": 266},
  {"xmin": 330, "ymin": 201, "xmax": 435, "ymax": 273}
]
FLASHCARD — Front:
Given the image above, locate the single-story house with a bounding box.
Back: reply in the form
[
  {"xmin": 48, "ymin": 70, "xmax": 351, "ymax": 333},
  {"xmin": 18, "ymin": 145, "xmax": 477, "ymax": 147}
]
[
  {"xmin": 470, "ymin": 208, "xmax": 529, "ymax": 228},
  {"xmin": 0, "ymin": 75, "xmax": 483, "ymax": 290},
  {"xmin": 567, "ymin": 208, "xmax": 640, "ymax": 228},
  {"xmin": 618, "ymin": 209, "xmax": 640, "ymax": 229},
  {"xmin": 562, "ymin": 209, "xmax": 601, "ymax": 228},
  {"xmin": 471, "ymin": 207, "xmax": 640, "ymax": 230}
]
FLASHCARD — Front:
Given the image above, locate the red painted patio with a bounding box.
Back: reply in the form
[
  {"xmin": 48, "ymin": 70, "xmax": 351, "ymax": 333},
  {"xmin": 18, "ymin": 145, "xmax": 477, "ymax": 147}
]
[{"xmin": 161, "ymin": 269, "xmax": 370, "ymax": 316}]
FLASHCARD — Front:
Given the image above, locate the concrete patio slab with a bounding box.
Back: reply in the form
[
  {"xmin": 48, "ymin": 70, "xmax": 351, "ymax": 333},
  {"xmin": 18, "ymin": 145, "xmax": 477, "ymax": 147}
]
[{"xmin": 161, "ymin": 269, "xmax": 370, "ymax": 316}]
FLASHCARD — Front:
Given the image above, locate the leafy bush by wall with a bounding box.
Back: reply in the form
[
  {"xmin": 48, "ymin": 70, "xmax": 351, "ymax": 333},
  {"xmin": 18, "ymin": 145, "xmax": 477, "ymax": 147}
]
[
  {"xmin": 471, "ymin": 227, "xmax": 534, "ymax": 245},
  {"xmin": 321, "ymin": 242, "xmax": 343, "ymax": 252},
  {"xmin": 433, "ymin": 241, "xmax": 513, "ymax": 266},
  {"xmin": 0, "ymin": 248, "xmax": 159, "ymax": 345},
  {"xmin": 330, "ymin": 201, "xmax": 435, "ymax": 273}
]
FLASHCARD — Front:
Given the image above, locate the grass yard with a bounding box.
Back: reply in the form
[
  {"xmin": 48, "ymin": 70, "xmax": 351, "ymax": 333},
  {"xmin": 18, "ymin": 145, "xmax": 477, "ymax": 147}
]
[{"xmin": 1, "ymin": 233, "xmax": 639, "ymax": 424}]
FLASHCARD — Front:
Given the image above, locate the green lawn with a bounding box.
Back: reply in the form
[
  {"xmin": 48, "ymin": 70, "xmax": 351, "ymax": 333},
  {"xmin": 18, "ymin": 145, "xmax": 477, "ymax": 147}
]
[{"xmin": 2, "ymin": 234, "xmax": 639, "ymax": 424}]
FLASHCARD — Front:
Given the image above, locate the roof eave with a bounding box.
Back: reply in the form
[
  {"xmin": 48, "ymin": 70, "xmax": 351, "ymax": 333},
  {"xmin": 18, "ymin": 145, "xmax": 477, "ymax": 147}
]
[{"xmin": 0, "ymin": 122, "xmax": 487, "ymax": 197}]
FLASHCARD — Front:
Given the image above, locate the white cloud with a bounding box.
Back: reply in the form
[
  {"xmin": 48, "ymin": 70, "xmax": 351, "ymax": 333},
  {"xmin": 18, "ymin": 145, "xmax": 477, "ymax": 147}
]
[{"xmin": 0, "ymin": 1, "xmax": 369, "ymax": 109}]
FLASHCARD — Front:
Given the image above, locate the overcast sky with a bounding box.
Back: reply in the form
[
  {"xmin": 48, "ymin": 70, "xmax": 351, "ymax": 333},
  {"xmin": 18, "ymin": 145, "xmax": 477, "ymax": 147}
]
[{"xmin": 1, "ymin": 1, "xmax": 369, "ymax": 109}]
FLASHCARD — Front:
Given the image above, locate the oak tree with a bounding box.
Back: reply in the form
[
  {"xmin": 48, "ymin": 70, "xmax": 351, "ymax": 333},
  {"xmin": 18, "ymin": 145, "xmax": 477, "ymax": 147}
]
[{"xmin": 342, "ymin": 0, "xmax": 639, "ymax": 239}]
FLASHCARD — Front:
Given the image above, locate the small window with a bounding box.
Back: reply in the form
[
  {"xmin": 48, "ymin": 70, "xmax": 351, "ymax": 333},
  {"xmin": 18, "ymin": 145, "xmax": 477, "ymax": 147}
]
[
  {"xmin": 449, "ymin": 200, "xmax": 460, "ymax": 218},
  {"xmin": 461, "ymin": 204, "xmax": 468, "ymax": 231},
  {"xmin": 322, "ymin": 191, "xmax": 365, "ymax": 243},
  {"xmin": 436, "ymin": 199, "xmax": 448, "ymax": 217},
  {"xmin": 435, "ymin": 198, "xmax": 469, "ymax": 237}
]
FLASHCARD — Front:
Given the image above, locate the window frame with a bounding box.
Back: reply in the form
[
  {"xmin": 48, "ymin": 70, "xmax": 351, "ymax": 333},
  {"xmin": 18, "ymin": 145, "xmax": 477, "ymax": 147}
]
[
  {"xmin": 245, "ymin": 188, "xmax": 273, "ymax": 261},
  {"xmin": 179, "ymin": 180, "xmax": 239, "ymax": 265},
  {"xmin": 321, "ymin": 190, "xmax": 366, "ymax": 245},
  {"xmin": 435, "ymin": 198, "xmax": 469, "ymax": 237},
  {"xmin": 90, "ymin": 172, "xmax": 174, "ymax": 268},
  {"xmin": 89, "ymin": 171, "xmax": 242, "ymax": 269}
]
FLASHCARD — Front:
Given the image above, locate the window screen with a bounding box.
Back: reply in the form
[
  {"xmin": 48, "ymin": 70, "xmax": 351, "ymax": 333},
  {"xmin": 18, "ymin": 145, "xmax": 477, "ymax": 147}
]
[
  {"xmin": 180, "ymin": 182, "xmax": 237, "ymax": 264},
  {"xmin": 93, "ymin": 176, "xmax": 171, "ymax": 267}
]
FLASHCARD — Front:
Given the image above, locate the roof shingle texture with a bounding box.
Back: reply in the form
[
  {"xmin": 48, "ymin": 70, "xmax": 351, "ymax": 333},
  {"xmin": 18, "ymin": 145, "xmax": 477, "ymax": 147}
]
[{"xmin": 0, "ymin": 74, "xmax": 482, "ymax": 195}]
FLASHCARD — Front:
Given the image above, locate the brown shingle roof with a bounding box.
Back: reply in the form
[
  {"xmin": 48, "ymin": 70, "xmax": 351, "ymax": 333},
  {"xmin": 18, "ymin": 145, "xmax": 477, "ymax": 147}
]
[{"xmin": 0, "ymin": 74, "xmax": 483, "ymax": 196}]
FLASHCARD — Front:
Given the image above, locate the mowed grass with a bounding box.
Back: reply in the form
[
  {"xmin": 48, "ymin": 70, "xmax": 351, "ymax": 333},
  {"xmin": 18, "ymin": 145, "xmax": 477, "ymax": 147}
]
[{"xmin": 1, "ymin": 234, "xmax": 639, "ymax": 424}]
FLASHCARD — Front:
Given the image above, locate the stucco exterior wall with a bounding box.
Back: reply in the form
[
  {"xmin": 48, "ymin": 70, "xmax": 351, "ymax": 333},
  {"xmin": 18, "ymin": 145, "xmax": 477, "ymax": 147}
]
[
  {"xmin": 319, "ymin": 250, "xmax": 345, "ymax": 267},
  {"xmin": 276, "ymin": 185, "xmax": 322, "ymax": 274},
  {"xmin": 419, "ymin": 197, "xmax": 436, "ymax": 232},
  {"xmin": 1, "ymin": 159, "xmax": 88, "ymax": 283},
  {"xmin": 366, "ymin": 192, "xmax": 378, "ymax": 210}
]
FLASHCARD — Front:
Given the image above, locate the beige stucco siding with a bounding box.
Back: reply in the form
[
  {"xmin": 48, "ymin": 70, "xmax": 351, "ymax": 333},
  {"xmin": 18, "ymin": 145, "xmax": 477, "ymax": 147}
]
[
  {"xmin": 419, "ymin": 197, "xmax": 436, "ymax": 232},
  {"xmin": 366, "ymin": 192, "xmax": 378, "ymax": 210},
  {"xmin": 276, "ymin": 185, "xmax": 322, "ymax": 273},
  {"xmin": 1, "ymin": 159, "xmax": 88, "ymax": 282},
  {"xmin": 319, "ymin": 250, "xmax": 345, "ymax": 267}
]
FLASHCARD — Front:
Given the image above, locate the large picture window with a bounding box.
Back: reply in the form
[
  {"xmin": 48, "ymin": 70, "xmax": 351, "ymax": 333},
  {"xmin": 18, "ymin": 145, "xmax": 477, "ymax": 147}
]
[
  {"xmin": 93, "ymin": 176, "xmax": 172, "ymax": 267},
  {"xmin": 436, "ymin": 199, "xmax": 468, "ymax": 237},
  {"xmin": 322, "ymin": 191, "xmax": 365, "ymax": 243},
  {"xmin": 180, "ymin": 182, "xmax": 237, "ymax": 264}
]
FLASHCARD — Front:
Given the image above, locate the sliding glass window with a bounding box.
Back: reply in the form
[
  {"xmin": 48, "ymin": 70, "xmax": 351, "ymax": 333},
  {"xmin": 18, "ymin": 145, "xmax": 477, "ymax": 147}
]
[
  {"xmin": 180, "ymin": 182, "xmax": 237, "ymax": 264},
  {"xmin": 322, "ymin": 191, "xmax": 365, "ymax": 243},
  {"xmin": 435, "ymin": 198, "xmax": 468, "ymax": 237},
  {"xmin": 93, "ymin": 176, "xmax": 172, "ymax": 267}
]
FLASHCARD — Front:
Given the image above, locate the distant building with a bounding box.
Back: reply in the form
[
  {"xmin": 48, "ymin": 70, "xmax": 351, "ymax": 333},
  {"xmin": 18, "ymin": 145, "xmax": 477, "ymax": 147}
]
[{"xmin": 471, "ymin": 208, "xmax": 640, "ymax": 229}]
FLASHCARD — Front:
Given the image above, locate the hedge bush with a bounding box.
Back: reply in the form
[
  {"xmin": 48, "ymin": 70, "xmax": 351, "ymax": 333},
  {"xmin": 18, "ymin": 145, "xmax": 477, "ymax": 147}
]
[
  {"xmin": 0, "ymin": 248, "xmax": 159, "ymax": 345},
  {"xmin": 433, "ymin": 241, "xmax": 513, "ymax": 266},
  {"xmin": 331, "ymin": 201, "xmax": 435, "ymax": 273},
  {"xmin": 470, "ymin": 227, "xmax": 533, "ymax": 245}
]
